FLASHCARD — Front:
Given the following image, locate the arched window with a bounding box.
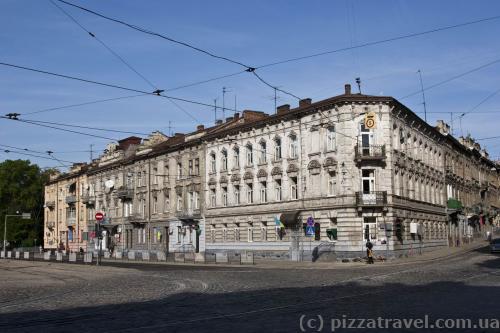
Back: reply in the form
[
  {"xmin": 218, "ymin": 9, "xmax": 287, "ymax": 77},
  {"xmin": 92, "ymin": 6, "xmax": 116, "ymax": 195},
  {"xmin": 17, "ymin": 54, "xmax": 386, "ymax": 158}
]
[
  {"xmin": 233, "ymin": 146, "xmax": 240, "ymax": 168},
  {"xmin": 289, "ymin": 134, "xmax": 298, "ymax": 159},
  {"xmin": 221, "ymin": 149, "xmax": 228, "ymax": 171},
  {"xmin": 259, "ymin": 140, "xmax": 267, "ymax": 164},
  {"xmin": 210, "ymin": 152, "xmax": 216, "ymax": 173},
  {"xmin": 274, "ymin": 137, "xmax": 282, "ymax": 161},
  {"xmin": 326, "ymin": 126, "xmax": 336, "ymax": 151},
  {"xmin": 246, "ymin": 144, "xmax": 253, "ymax": 166}
]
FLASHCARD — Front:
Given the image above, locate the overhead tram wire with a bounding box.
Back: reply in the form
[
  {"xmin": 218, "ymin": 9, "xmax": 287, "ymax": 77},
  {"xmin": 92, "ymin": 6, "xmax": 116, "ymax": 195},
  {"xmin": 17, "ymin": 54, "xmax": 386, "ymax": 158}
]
[
  {"xmin": 23, "ymin": 93, "xmax": 148, "ymax": 116},
  {"xmin": 55, "ymin": 0, "xmax": 253, "ymax": 70},
  {"xmin": 0, "ymin": 62, "xmax": 242, "ymax": 113},
  {"xmin": 254, "ymin": 14, "xmax": 500, "ymax": 70},
  {"xmin": 399, "ymin": 58, "xmax": 500, "ymax": 100},
  {"xmin": 49, "ymin": 0, "xmax": 203, "ymax": 124},
  {"xmin": 19, "ymin": 118, "xmax": 151, "ymax": 136},
  {"xmin": 53, "ymin": 2, "xmax": 500, "ymax": 103},
  {"xmin": 0, "ymin": 116, "xmax": 118, "ymax": 141},
  {"xmin": 0, "ymin": 149, "xmax": 76, "ymax": 165},
  {"xmin": 54, "ymin": 0, "xmax": 302, "ymax": 101},
  {"xmin": 49, "ymin": 0, "xmax": 157, "ymax": 90}
]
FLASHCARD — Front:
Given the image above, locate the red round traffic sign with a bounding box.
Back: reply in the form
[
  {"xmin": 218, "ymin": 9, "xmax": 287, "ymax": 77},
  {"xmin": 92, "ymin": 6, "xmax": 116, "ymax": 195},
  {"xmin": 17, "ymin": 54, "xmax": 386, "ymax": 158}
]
[{"xmin": 95, "ymin": 212, "xmax": 104, "ymax": 221}]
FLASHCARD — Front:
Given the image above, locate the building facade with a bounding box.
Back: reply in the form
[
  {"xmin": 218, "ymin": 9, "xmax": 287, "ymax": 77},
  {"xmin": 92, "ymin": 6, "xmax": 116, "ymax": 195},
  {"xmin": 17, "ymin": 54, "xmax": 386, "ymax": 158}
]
[{"xmin": 44, "ymin": 84, "xmax": 500, "ymax": 260}]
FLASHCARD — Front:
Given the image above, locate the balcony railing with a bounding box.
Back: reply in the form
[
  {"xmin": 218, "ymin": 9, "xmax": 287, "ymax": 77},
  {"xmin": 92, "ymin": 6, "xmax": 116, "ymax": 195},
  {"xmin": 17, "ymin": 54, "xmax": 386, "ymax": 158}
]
[
  {"xmin": 124, "ymin": 214, "xmax": 145, "ymax": 223},
  {"xmin": 117, "ymin": 187, "xmax": 134, "ymax": 200},
  {"xmin": 354, "ymin": 144, "xmax": 386, "ymax": 163},
  {"xmin": 45, "ymin": 200, "xmax": 55, "ymax": 208},
  {"xmin": 81, "ymin": 194, "xmax": 95, "ymax": 205},
  {"xmin": 66, "ymin": 217, "xmax": 76, "ymax": 225},
  {"xmin": 176, "ymin": 208, "xmax": 202, "ymax": 221},
  {"xmin": 355, "ymin": 191, "xmax": 387, "ymax": 206},
  {"xmin": 65, "ymin": 195, "xmax": 77, "ymax": 204}
]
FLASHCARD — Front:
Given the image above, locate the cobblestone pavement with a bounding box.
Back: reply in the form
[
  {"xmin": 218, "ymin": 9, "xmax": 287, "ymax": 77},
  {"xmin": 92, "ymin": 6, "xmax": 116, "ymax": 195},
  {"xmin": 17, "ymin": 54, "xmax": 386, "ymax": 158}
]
[{"xmin": 0, "ymin": 244, "xmax": 499, "ymax": 332}]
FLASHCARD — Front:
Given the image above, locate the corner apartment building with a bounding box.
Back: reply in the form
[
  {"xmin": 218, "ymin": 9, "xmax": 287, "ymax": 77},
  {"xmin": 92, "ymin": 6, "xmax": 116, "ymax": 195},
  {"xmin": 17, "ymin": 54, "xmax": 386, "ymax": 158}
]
[{"xmin": 44, "ymin": 84, "xmax": 500, "ymax": 260}]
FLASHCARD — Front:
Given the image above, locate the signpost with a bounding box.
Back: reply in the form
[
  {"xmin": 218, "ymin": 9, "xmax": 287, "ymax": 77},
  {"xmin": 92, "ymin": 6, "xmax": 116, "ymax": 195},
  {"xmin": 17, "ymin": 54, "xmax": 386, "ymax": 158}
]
[
  {"xmin": 306, "ymin": 217, "xmax": 315, "ymax": 237},
  {"xmin": 95, "ymin": 212, "xmax": 104, "ymax": 266}
]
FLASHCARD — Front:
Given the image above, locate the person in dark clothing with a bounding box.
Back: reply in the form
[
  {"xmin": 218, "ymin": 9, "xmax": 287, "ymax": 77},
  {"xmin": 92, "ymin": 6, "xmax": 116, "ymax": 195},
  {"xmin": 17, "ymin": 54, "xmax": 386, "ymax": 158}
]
[
  {"xmin": 366, "ymin": 240, "xmax": 374, "ymax": 264},
  {"xmin": 79, "ymin": 247, "xmax": 84, "ymax": 255}
]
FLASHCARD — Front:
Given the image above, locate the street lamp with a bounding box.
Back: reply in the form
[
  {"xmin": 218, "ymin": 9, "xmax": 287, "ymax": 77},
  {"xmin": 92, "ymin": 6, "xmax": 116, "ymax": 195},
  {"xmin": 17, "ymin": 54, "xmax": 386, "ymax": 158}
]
[{"xmin": 3, "ymin": 212, "xmax": 31, "ymax": 251}]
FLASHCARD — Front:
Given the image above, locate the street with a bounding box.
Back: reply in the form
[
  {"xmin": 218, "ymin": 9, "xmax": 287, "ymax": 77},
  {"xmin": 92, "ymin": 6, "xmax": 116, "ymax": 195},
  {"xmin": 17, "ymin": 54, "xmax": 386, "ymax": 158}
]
[{"xmin": 0, "ymin": 244, "xmax": 499, "ymax": 332}]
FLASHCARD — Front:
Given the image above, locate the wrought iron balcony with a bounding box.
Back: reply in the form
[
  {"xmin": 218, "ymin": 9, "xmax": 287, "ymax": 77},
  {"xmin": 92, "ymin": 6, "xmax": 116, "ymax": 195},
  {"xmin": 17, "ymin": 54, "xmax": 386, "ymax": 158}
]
[
  {"xmin": 45, "ymin": 200, "xmax": 55, "ymax": 208},
  {"xmin": 124, "ymin": 214, "xmax": 145, "ymax": 223},
  {"xmin": 354, "ymin": 144, "xmax": 386, "ymax": 163},
  {"xmin": 65, "ymin": 195, "xmax": 77, "ymax": 204},
  {"xmin": 176, "ymin": 208, "xmax": 202, "ymax": 221},
  {"xmin": 117, "ymin": 186, "xmax": 134, "ymax": 200},
  {"xmin": 81, "ymin": 194, "xmax": 95, "ymax": 205},
  {"xmin": 66, "ymin": 217, "xmax": 76, "ymax": 225},
  {"xmin": 355, "ymin": 191, "xmax": 387, "ymax": 206}
]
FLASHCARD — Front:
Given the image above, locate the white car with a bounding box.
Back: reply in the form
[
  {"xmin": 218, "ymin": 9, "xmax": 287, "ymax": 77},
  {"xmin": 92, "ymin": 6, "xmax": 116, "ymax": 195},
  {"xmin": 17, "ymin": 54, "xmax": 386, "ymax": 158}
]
[{"xmin": 490, "ymin": 238, "xmax": 500, "ymax": 253}]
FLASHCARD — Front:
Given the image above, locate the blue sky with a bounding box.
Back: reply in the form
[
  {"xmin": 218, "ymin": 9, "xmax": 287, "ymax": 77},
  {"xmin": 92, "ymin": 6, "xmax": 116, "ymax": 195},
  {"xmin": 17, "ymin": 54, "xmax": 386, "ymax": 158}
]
[{"xmin": 2, "ymin": 0, "xmax": 500, "ymax": 169}]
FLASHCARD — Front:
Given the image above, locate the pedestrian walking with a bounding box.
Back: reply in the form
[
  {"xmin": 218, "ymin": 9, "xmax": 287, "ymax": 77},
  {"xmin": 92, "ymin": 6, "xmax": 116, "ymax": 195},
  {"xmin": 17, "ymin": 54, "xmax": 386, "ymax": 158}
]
[{"xmin": 366, "ymin": 240, "xmax": 374, "ymax": 264}]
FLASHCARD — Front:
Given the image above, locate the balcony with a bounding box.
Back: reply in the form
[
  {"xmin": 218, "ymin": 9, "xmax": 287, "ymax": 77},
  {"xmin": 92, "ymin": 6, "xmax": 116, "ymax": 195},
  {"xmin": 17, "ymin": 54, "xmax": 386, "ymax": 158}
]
[
  {"xmin": 46, "ymin": 221, "xmax": 55, "ymax": 229},
  {"xmin": 66, "ymin": 217, "xmax": 76, "ymax": 226},
  {"xmin": 124, "ymin": 214, "xmax": 145, "ymax": 223},
  {"xmin": 117, "ymin": 186, "xmax": 134, "ymax": 200},
  {"xmin": 355, "ymin": 191, "xmax": 387, "ymax": 207},
  {"xmin": 176, "ymin": 208, "xmax": 202, "ymax": 222},
  {"xmin": 45, "ymin": 200, "xmax": 55, "ymax": 208},
  {"xmin": 354, "ymin": 144, "xmax": 386, "ymax": 164},
  {"xmin": 65, "ymin": 195, "xmax": 77, "ymax": 204},
  {"xmin": 81, "ymin": 194, "xmax": 95, "ymax": 205}
]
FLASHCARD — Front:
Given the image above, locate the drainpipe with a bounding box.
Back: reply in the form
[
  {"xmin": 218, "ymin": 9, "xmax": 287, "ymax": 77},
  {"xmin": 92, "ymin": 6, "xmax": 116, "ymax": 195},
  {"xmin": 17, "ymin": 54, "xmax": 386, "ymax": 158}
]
[{"xmin": 148, "ymin": 160, "xmax": 151, "ymax": 253}]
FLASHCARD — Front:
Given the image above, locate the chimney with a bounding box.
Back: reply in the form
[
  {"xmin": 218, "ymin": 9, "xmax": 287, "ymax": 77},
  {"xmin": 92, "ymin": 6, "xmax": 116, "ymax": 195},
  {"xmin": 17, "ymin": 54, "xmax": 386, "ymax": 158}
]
[
  {"xmin": 174, "ymin": 132, "xmax": 183, "ymax": 137},
  {"xmin": 234, "ymin": 112, "xmax": 240, "ymax": 119},
  {"xmin": 299, "ymin": 98, "xmax": 312, "ymax": 107},
  {"xmin": 344, "ymin": 84, "xmax": 351, "ymax": 95},
  {"xmin": 226, "ymin": 117, "xmax": 234, "ymax": 122},
  {"xmin": 196, "ymin": 124, "xmax": 204, "ymax": 131},
  {"xmin": 118, "ymin": 136, "xmax": 142, "ymax": 150},
  {"xmin": 216, "ymin": 119, "xmax": 223, "ymax": 125},
  {"xmin": 277, "ymin": 104, "xmax": 290, "ymax": 115}
]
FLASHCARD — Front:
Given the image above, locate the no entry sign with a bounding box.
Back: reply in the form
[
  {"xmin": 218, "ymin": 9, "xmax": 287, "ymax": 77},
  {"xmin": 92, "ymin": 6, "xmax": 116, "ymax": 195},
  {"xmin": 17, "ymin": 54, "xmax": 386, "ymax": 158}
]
[{"xmin": 95, "ymin": 212, "xmax": 104, "ymax": 221}]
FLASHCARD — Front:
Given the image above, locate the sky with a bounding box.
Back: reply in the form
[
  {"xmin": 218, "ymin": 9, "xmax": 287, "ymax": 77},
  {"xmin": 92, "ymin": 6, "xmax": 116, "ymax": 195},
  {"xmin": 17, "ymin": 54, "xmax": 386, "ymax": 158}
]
[{"xmin": 2, "ymin": 0, "xmax": 500, "ymax": 169}]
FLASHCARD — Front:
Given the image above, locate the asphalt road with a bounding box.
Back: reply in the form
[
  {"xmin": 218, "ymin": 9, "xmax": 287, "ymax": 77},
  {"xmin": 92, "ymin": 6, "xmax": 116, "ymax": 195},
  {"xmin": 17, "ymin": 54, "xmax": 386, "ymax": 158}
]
[{"xmin": 0, "ymin": 245, "xmax": 498, "ymax": 333}]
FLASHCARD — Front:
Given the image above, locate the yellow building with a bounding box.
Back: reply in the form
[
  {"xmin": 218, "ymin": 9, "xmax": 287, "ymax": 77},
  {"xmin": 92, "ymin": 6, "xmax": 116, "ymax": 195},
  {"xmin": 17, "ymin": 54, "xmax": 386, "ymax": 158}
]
[{"xmin": 44, "ymin": 163, "xmax": 89, "ymax": 252}]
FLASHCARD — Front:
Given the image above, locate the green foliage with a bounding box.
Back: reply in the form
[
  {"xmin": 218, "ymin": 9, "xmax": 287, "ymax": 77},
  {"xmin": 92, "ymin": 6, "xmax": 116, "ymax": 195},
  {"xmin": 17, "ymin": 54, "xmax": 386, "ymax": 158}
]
[{"xmin": 0, "ymin": 159, "xmax": 51, "ymax": 248}]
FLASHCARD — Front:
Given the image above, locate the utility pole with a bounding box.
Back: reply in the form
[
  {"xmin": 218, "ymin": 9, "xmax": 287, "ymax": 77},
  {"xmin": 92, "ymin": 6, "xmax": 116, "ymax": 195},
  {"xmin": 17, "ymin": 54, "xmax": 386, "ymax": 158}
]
[
  {"xmin": 168, "ymin": 121, "xmax": 172, "ymax": 136},
  {"xmin": 274, "ymin": 87, "xmax": 277, "ymax": 113},
  {"xmin": 222, "ymin": 87, "xmax": 227, "ymax": 120},
  {"xmin": 90, "ymin": 144, "xmax": 94, "ymax": 162},
  {"xmin": 417, "ymin": 69, "xmax": 428, "ymax": 122},
  {"xmin": 214, "ymin": 98, "xmax": 218, "ymax": 123}
]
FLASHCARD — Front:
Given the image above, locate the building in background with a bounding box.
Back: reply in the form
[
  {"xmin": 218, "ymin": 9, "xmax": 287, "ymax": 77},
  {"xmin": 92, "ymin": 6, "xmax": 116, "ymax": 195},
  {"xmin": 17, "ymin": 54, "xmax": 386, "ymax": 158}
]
[{"xmin": 44, "ymin": 163, "xmax": 89, "ymax": 252}]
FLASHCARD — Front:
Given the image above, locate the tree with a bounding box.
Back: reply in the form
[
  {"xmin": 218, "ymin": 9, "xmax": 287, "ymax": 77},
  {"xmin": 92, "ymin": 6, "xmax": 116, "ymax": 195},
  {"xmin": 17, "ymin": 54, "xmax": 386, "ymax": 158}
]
[{"xmin": 0, "ymin": 159, "xmax": 52, "ymax": 248}]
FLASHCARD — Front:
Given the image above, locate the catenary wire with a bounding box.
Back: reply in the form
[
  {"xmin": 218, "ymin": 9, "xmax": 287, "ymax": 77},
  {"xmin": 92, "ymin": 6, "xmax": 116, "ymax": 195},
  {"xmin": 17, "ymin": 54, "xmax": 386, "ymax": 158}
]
[
  {"xmin": 49, "ymin": 0, "xmax": 202, "ymax": 123},
  {"xmin": 23, "ymin": 94, "xmax": 148, "ymax": 116},
  {"xmin": 55, "ymin": 0, "xmax": 253, "ymax": 70},
  {"xmin": 54, "ymin": 0, "xmax": 302, "ymax": 100},
  {"xmin": 0, "ymin": 116, "xmax": 118, "ymax": 141},
  {"xmin": 20, "ymin": 118, "xmax": 151, "ymax": 136},
  {"xmin": 400, "ymin": 57, "xmax": 500, "ymax": 99},
  {"xmin": 0, "ymin": 61, "xmax": 241, "ymax": 112},
  {"xmin": 255, "ymin": 14, "xmax": 500, "ymax": 69}
]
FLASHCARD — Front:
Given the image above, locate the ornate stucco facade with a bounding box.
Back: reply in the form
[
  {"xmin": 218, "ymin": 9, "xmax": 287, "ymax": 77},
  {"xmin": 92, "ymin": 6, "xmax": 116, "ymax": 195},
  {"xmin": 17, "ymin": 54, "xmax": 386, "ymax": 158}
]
[{"xmin": 44, "ymin": 84, "xmax": 500, "ymax": 260}]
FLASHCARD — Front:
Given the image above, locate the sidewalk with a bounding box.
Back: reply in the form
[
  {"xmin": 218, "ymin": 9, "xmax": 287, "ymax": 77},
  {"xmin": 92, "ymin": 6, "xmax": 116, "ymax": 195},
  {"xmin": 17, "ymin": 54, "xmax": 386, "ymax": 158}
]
[{"xmin": 253, "ymin": 239, "xmax": 490, "ymax": 270}]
